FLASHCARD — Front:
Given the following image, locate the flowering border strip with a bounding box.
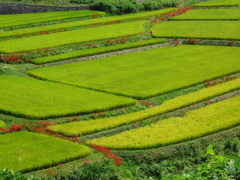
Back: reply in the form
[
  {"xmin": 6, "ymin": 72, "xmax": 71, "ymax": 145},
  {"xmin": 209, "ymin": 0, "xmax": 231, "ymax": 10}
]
[{"xmin": 89, "ymin": 145, "xmax": 122, "ymax": 165}]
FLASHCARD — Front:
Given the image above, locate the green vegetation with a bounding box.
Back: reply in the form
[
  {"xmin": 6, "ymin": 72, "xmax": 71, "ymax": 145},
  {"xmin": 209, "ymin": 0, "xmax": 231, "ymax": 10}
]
[
  {"xmin": 71, "ymin": 0, "xmax": 198, "ymax": 15},
  {"xmin": 0, "ymin": 120, "xmax": 4, "ymax": 128},
  {"xmin": 170, "ymin": 9, "xmax": 240, "ymax": 20},
  {"xmin": 0, "ymin": 131, "xmax": 91, "ymax": 172},
  {"xmin": 28, "ymin": 45, "xmax": 240, "ymax": 99},
  {"xmin": 0, "ymin": 10, "xmax": 105, "ymax": 29},
  {"xmin": 0, "ymin": 75, "xmax": 135, "ymax": 119},
  {"xmin": 0, "ymin": 21, "xmax": 146, "ymax": 53},
  {"xmin": 0, "ymin": 8, "xmax": 175, "ymax": 38},
  {"xmin": 32, "ymin": 39, "xmax": 166, "ymax": 64},
  {"xmin": 86, "ymin": 95, "xmax": 240, "ymax": 149},
  {"xmin": 193, "ymin": 0, "xmax": 240, "ymax": 7},
  {"xmin": 48, "ymin": 78, "xmax": 240, "ymax": 136},
  {"xmin": 151, "ymin": 21, "xmax": 240, "ymax": 40}
]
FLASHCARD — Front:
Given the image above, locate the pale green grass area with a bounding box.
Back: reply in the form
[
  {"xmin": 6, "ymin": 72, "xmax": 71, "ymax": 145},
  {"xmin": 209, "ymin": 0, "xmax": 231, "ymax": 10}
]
[
  {"xmin": 170, "ymin": 9, "xmax": 240, "ymax": 20},
  {"xmin": 0, "ymin": 120, "xmax": 5, "ymax": 128},
  {"xmin": 32, "ymin": 39, "xmax": 166, "ymax": 64},
  {"xmin": 0, "ymin": 76, "xmax": 135, "ymax": 119},
  {"xmin": 28, "ymin": 45, "xmax": 240, "ymax": 99},
  {"xmin": 0, "ymin": 21, "xmax": 146, "ymax": 53},
  {"xmin": 151, "ymin": 21, "xmax": 240, "ymax": 40},
  {"xmin": 193, "ymin": 0, "xmax": 240, "ymax": 6},
  {"xmin": 0, "ymin": 10, "xmax": 105, "ymax": 28},
  {"xmin": 48, "ymin": 78, "xmax": 240, "ymax": 136},
  {"xmin": 0, "ymin": 8, "xmax": 175, "ymax": 38},
  {"xmin": 86, "ymin": 95, "xmax": 240, "ymax": 149},
  {"xmin": 0, "ymin": 131, "xmax": 91, "ymax": 172}
]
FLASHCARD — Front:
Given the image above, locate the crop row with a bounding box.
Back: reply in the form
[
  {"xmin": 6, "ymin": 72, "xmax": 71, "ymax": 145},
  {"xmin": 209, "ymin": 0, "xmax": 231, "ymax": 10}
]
[
  {"xmin": 0, "ymin": 131, "xmax": 91, "ymax": 172},
  {"xmin": 28, "ymin": 45, "xmax": 240, "ymax": 99},
  {"xmin": 0, "ymin": 76, "xmax": 135, "ymax": 119},
  {"xmin": 0, "ymin": 8, "xmax": 175, "ymax": 39},
  {"xmin": 0, "ymin": 10, "xmax": 105, "ymax": 29},
  {"xmin": 151, "ymin": 21, "xmax": 240, "ymax": 40},
  {"xmin": 48, "ymin": 77, "xmax": 240, "ymax": 136},
  {"xmin": 169, "ymin": 9, "xmax": 240, "ymax": 20},
  {"xmin": 193, "ymin": 0, "xmax": 240, "ymax": 7},
  {"xmin": 86, "ymin": 95, "xmax": 240, "ymax": 149},
  {"xmin": 0, "ymin": 21, "xmax": 146, "ymax": 53},
  {"xmin": 32, "ymin": 38, "xmax": 166, "ymax": 64}
]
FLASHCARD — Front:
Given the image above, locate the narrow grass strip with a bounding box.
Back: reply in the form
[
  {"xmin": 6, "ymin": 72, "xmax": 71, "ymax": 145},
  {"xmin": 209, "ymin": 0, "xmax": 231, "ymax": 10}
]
[
  {"xmin": 151, "ymin": 21, "xmax": 240, "ymax": 40},
  {"xmin": 0, "ymin": 10, "xmax": 105, "ymax": 29},
  {"xmin": 0, "ymin": 76, "xmax": 135, "ymax": 119},
  {"xmin": 0, "ymin": 131, "xmax": 91, "ymax": 172},
  {"xmin": 48, "ymin": 78, "xmax": 240, "ymax": 136},
  {"xmin": 0, "ymin": 21, "xmax": 146, "ymax": 53},
  {"xmin": 0, "ymin": 120, "xmax": 4, "ymax": 128},
  {"xmin": 32, "ymin": 39, "xmax": 166, "ymax": 64},
  {"xmin": 193, "ymin": 0, "xmax": 240, "ymax": 7},
  {"xmin": 86, "ymin": 95, "xmax": 240, "ymax": 149},
  {"xmin": 0, "ymin": 8, "xmax": 175, "ymax": 38},
  {"xmin": 169, "ymin": 9, "xmax": 240, "ymax": 20},
  {"xmin": 28, "ymin": 45, "xmax": 240, "ymax": 99}
]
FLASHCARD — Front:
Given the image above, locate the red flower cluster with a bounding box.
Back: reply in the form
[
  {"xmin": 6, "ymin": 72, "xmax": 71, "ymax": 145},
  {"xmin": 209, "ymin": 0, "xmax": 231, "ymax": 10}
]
[
  {"xmin": 187, "ymin": 38, "xmax": 197, "ymax": 45},
  {"xmin": 0, "ymin": 124, "xmax": 22, "ymax": 134},
  {"xmin": 1, "ymin": 56, "xmax": 21, "ymax": 63},
  {"xmin": 90, "ymin": 14, "xmax": 99, "ymax": 18},
  {"xmin": 204, "ymin": 76, "xmax": 239, "ymax": 88},
  {"xmin": 89, "ymin": 145, "xmax": 122, "ymax": 165},
  {"xmin": 139, "ymin": 101, "xmax": 152, "ymax": 108},
  {"xmin": 9, "ymin": 124, "xmax": 22, "ymax": 132}
]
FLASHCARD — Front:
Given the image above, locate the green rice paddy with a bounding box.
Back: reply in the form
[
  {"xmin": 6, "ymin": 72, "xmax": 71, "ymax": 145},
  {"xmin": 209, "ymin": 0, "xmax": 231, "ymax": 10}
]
[
  {"xmin": 28, "ymin": 45, "xmax": 240, "ymax": 99},
  {"xmin": 151, "ymin": 21, "xmax": 240, "ymax": 40}
]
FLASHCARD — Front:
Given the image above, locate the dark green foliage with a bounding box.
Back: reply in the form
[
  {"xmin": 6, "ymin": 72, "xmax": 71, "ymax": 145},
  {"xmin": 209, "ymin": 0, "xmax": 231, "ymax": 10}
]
[{"xmin": 70, "ymin": 0, "xmax": 199, "ymax": 14}]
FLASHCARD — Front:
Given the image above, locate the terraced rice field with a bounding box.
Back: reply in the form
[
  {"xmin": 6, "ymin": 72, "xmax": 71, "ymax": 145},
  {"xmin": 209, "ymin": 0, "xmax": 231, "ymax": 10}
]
[
  {"xmin": 0, "ymin": 75, "xmax": 135, "ymax": 119},
  {"xmin": 28, "ymin": 45, "xmax": 240, "ymax": 99},
  {"xmin": 0, "ymin": 21, "xmax": 146, "ymax": 53},
  {"xmin": 151, "ymin": 21, "xmax": 240, "ymax": 40},
  {"xmin": 193, "ymin": 0, "xmax": 240, "ymax": 7},
  {"xmin": 169, "ymin": 9, "xmax": 240, "ymax": 20},
  {"xmin": 0, "ymin": 131, "xmax": 90, "ymax": 172},
  {"xmin": 0, "ymin": 1, "xmax": 240, "ymax": 178},
  {"xmin": 0, "ymin": 10, "xmax": 105, "ymax": 28}
]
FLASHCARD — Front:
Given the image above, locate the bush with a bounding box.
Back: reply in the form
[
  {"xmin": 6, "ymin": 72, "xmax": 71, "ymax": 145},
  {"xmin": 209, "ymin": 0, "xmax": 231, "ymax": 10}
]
[{"xmin": 70, "ymin": 0, "xmax": 200, "ymax": 14}]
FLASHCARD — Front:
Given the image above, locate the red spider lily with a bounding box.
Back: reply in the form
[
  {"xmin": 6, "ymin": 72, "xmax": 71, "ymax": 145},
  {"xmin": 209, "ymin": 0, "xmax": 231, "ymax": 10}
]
[
  {"xmin": 89, "ymin": 145, "xmax": 122, "ymax": 165},
  {"xmin": 187, "ymin": 38, "xmax": 197, "ymax": 45},
  {"xmin": 46, "ymin": 169, "xmax": 55, "ymax": 175},
  {"xmin": 9, "ymin": 124, "xmax": 22, "ymax": 132},
  {"xmin": 90, "ymin": 14, "xmax": 99, "ymax": 18}
]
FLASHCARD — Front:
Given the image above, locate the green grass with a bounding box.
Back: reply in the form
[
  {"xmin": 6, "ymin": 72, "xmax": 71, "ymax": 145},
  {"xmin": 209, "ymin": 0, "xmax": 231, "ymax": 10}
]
[
  {"xmin": 32, "ymin": 39, "xmax": 166, "ymax": 64},
  {"xmin": 169, "ymin": 9, "xmax": 240, "ymax": 20},
  {"xmin": 86, "ymin": 95, "xmax": 240, "ymax": 149},
  {"xmin": 0, "ymin": 75, "xmax": 135, "ymax": 119},
  {"xmin": 0, "ymin": 120, "xmax": 5, "ymax": 128},
  {"xmin": 150, "ymin": 21, "xmax": 240, "ymax": 40},
  {"xmin": 0, "ymin": 21, "xmax": 146, "ymax": 53},
  {"xmin": 193, "ymin": 0, "xmax": 240, "ymax": 6},
  {"xmin": 0, "ymin": 8, "xmax": 175, "ymax": 38},
  {"xmin": 0, "ymin": 10, "xmax": 105, "ymax": 29},
  {"xmin": 48, "ymin": 78, "xmax": 240, "ymax": 136},
  {"xmin": 28, "ymin": 45, "xmax": 240, "ymax": 99},
  {"xmin": 0, "ymin": 131, "xmax": 91, "ymax": 172}
]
